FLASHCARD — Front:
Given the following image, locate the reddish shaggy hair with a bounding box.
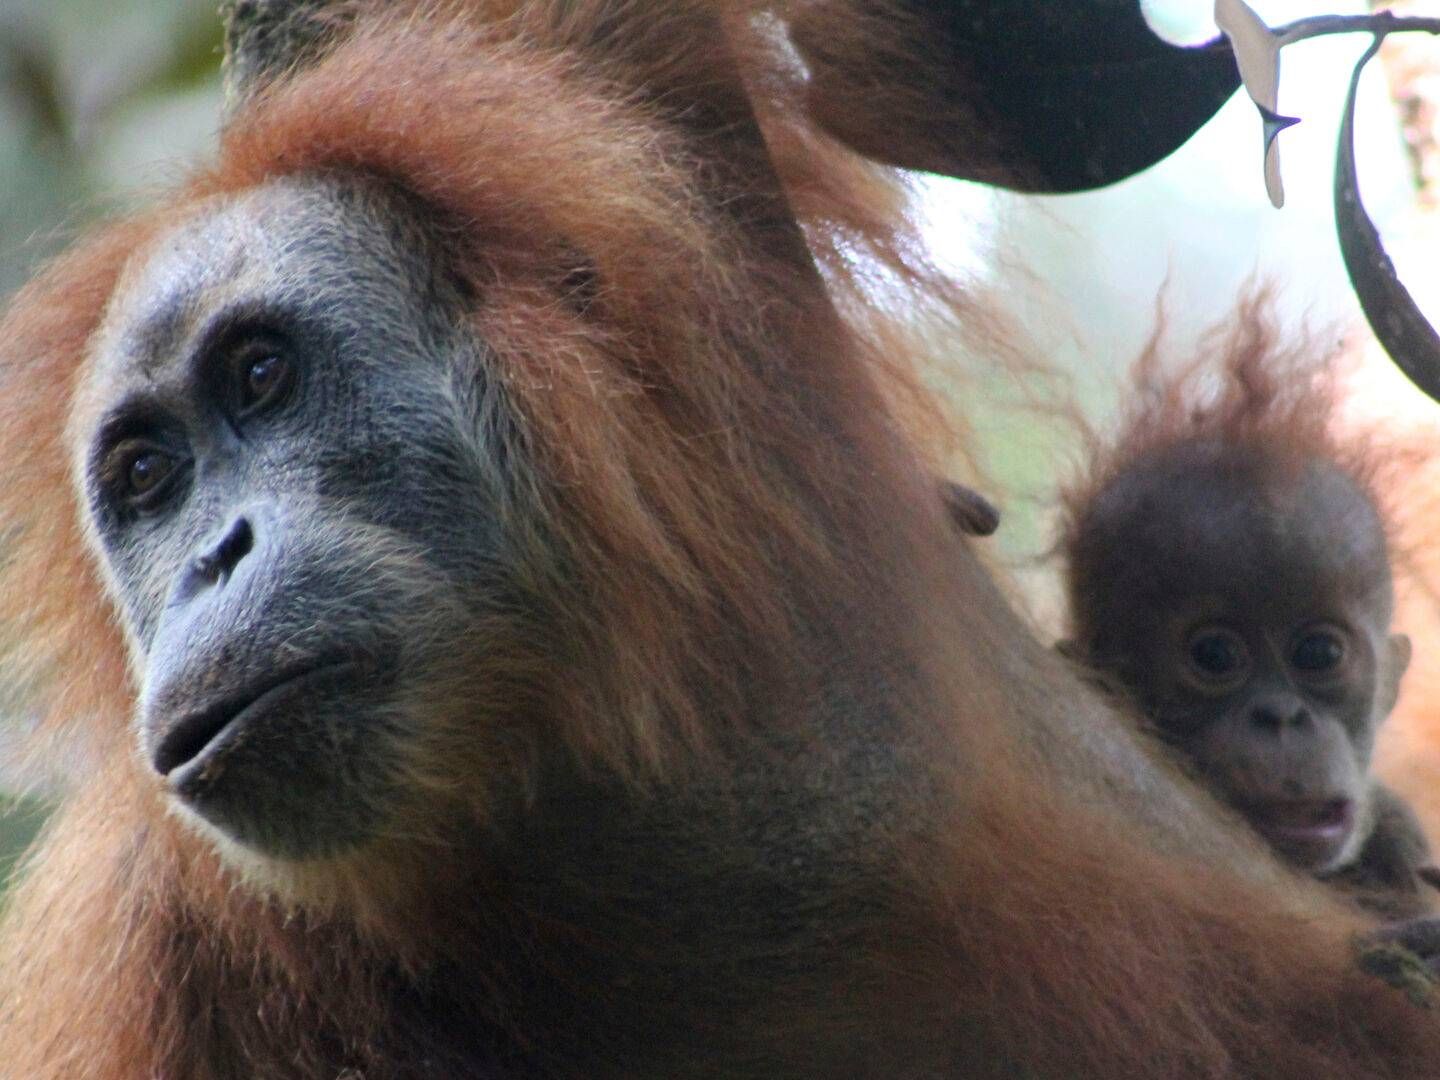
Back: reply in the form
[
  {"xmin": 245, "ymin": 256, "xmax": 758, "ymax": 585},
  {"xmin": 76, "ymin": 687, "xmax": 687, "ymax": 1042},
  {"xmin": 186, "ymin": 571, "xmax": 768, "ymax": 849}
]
[
  {"xmin": 0, "ymin": 0, "xmax": 957, "ymax": 791},
  {"xmin": 1060, "ymin": 293, "xmax": 1388, "ymax": 557},
  {"xmin": 1055, "ymin": 293, "xmax": 1419, "ymax": 661},
  {"xmin": 0, "ymin": 5, "xmax": 982, "ymax": 1071},
  {"xmin": 3, "ymin": 4, "xmax": 1440, "ymax": 1078}
]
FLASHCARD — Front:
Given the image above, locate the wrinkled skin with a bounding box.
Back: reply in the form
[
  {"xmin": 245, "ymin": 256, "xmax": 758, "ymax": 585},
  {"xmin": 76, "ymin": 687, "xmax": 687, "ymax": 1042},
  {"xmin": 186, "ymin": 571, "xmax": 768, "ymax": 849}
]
[{"xmin": 74, "ymin": 178, "xmax": 508, "ymax": 865}]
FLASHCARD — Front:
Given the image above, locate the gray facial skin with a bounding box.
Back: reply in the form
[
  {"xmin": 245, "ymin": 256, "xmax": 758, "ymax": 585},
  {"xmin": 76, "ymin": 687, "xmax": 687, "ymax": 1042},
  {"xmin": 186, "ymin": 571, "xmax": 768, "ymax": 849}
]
[{"xmin": 76, "ymin": 177, "xmax": 511, "ymax": 861}]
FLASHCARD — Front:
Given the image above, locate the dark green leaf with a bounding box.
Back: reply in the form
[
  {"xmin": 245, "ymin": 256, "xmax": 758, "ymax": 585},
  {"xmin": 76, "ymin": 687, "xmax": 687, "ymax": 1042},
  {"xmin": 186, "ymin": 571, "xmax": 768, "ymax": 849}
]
[
  {"xmin": 1334, "ymin": 34, "xmax": 1440, "ymax": 405},
  {"xmin": 796, "ymin": 0, "xmax": 1242, "ymax": 193}
]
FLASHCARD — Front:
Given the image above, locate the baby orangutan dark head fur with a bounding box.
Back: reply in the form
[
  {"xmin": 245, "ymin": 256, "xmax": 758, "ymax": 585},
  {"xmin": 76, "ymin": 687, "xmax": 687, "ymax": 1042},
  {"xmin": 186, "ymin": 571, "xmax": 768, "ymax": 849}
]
[{"xmin": 1062, "ymin": 303, "xmax": 1431, "ymax": 909}]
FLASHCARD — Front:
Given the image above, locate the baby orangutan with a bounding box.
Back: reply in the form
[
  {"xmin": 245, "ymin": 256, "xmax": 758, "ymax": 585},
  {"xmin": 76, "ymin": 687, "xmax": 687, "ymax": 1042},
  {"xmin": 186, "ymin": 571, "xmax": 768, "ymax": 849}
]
[{"xmin": 1061, "ymin": 315, "xmax": 1436, "ymax": 919}]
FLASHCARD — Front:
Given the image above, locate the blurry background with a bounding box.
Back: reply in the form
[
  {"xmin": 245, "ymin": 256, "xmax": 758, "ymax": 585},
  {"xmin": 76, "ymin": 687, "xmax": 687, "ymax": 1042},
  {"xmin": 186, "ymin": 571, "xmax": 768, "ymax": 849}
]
[
  {"xmin": 0, "ymin": 0, "xmax": 220, "ymax": 881},
  {"xmin": 934, "ymin": 0, "xmax": 1440, "ymax": 831},
  {"xmin": 3, "ymin": 0, "xmax": 1440, "ymax": 883},
  {"xmin": 0, "ymin": 0, "xmax": 220, "ymax": 296},
  {"xmin": 941, "ymin": 0, "xmax": 1431, "ymax": 563}
]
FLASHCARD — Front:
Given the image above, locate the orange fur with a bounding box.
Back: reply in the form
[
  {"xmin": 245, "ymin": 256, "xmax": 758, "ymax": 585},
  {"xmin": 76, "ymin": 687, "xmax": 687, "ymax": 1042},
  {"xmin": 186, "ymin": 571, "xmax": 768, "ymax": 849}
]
[
  {"xmin": 1059, "ymin": 294, "xmax": 1394, "ymax": 569},
  {"xmin": 1, "ymin": 4, "xmax": 1440, "ymax": 1079}
]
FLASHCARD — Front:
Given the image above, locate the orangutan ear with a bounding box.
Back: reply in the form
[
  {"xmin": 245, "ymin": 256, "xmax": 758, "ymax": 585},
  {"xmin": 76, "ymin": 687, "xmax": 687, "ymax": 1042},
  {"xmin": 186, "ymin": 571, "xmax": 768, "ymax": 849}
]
[
  {"xmin": 1379, "ymin": 633, "xmax": 1413, "ymax": 720},
  {"xmin": 790, "ymin": 0, "xmax": 1241, "ymax": 193}
]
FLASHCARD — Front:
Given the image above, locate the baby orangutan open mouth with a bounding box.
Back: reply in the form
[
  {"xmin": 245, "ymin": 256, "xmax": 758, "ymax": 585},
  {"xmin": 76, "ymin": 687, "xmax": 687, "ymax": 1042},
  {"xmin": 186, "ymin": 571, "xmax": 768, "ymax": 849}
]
[
  {"xmin": 1060, "ymin": 314, "xmax": 1431, "ymax": 920},
  {"xmin": 1242, "ymin": 798, "xmax": 1355, "ymax": 869}
]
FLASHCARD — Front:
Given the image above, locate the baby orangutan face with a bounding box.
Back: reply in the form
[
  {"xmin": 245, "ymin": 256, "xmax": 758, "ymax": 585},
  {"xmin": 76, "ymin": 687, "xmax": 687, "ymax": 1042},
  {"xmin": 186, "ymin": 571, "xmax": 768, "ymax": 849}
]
[{"xmin": 1069, "ymin": 441, "xmax": 1410, "ymax": 873}]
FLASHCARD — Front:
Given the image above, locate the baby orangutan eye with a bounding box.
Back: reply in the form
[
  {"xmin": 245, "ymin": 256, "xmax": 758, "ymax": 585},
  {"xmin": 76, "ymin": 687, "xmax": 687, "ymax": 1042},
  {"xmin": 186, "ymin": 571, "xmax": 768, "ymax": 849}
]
[
  {"xmin": 1291, "ymin": 628, "xmax": 1347, "ymax": 674},
  {"xmin": 1186, "ymin": 627, "xmax": 1250, "ymax": 685}
]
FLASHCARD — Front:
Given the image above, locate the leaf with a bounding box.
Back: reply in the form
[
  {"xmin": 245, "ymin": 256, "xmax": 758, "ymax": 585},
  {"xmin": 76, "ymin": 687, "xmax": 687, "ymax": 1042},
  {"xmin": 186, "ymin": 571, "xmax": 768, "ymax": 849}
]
[
  {"xmin": 1214, "ymin": 0, "xmax": 1293, "ymax": 207},
  {"xmin": 1334, "ymin": 34, "xmax": 1440, "ymax": 406},
  {"xmin": 794, "ymin": 0, "xmax": 1242, "ymax": 193}
]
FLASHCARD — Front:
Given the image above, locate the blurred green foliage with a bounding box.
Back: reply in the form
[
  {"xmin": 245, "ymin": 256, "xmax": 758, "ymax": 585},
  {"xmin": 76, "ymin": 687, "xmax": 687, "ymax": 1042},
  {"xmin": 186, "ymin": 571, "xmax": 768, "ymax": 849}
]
[
  {"xmin": 0, "ymin": 0, "xmax": 223, "ymax": 886},
  {"xmin": 0, "ymin": 0, "xmax": 222, "ymax": 298},
  {"xmin": 0, "ymin": 797, "xmax": 48, "ymax": 901}
]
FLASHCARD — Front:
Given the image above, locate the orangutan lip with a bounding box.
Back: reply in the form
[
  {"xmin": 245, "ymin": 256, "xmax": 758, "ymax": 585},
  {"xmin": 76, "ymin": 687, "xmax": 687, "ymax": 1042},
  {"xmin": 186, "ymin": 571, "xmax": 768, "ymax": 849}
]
[
  {"xmin": 1247, "ymin": 798, "xmax": 1354, "ymax": 847},
  {"xmin": 153, "ymin": 659, "xmax": 358, "ymax": 780}
]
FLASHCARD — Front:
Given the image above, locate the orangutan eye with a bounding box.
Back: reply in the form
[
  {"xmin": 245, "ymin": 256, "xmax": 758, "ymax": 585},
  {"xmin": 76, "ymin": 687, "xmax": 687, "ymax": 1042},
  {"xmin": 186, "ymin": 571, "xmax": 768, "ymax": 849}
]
[
  {"xmin": 1291, "ymin": 629, "xmax": 1347, "ymax": 674},
  {"xmin": 234, "ymin": 346, "xmax": 294, "ymax": 416},
  {"xmin": 1186, "ymin": 627, "xmax": 1249, "ymax": 684},
  {"xmin": 127, "ymin": 449, "xmax": 173, "ymax": 495},
  {"xmin": 105, "ymin": 440, "xmax": 187, "ymax": 515}
]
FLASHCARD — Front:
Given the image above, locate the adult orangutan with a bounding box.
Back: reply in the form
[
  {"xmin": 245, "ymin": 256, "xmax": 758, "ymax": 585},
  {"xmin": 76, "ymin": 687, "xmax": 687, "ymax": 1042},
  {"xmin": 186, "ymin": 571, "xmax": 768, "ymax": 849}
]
[{"xmin": 0, "ymin": 2, "xmax": 1437, "ymax": 1077}]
